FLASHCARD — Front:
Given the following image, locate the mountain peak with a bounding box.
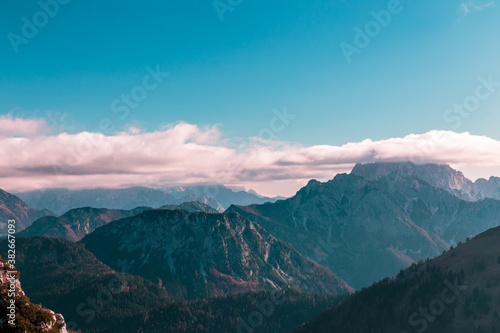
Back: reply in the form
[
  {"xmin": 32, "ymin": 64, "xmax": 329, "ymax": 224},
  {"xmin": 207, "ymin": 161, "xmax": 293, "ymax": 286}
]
[
  {"xmin": 352, "ymin": 161, "xmax": 453, "ymax": 179},
  {"xmin": 306, "ymin": 179, "xmax": 321, "ymax": 187},
  {"xmin": 351, "ymin": 161, "xmax": 475, "ymax": 200}
]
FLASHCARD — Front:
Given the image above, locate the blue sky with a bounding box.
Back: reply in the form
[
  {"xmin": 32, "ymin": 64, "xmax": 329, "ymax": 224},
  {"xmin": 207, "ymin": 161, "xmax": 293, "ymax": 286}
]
[
  {"xmin": 2, "ymin": 0, "xmax": 499, "ymax": 144},
  {"xmin": 1, "ymin": 0, "xmax": 500, "ymax": 195}
]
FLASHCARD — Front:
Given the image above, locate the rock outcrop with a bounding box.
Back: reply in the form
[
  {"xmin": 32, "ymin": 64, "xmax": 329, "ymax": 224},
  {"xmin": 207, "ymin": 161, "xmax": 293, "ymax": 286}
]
[{"xmin": 0, "ymin": 259, "xmax": 69, "ymax": 332}]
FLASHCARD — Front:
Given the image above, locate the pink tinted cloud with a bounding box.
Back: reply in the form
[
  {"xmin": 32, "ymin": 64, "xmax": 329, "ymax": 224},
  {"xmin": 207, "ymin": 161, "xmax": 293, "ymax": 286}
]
[
  {"xmin": 0, "ymin": 114, "xmax": 50, "ymax": 137},
  {"xmin": 0, "ymin": 122, "xmax": 499, "ymax": 196}
]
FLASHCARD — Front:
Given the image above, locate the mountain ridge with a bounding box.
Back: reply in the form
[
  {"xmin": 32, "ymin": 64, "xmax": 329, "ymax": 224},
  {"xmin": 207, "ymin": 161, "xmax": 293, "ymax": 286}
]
[
  {"xmin": 81, "ymin": 209, "xmax": 353, "ymax": 299},
  {"xmin": 0, "ymin": 188, "xmax": 54, "ymax": 235},
  {"xmin": 295, "ymin": 225, "xmax": 500, "ymax": 333},
  {"xmin": 19, "ymin": 201, "xmax": 220, "ymax": 241}
]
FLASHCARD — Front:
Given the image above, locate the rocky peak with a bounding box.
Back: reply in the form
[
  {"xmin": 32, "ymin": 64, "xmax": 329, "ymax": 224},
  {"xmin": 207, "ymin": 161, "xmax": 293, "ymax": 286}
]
[
  {"xmin": 351, "ymin": 162, "xmax": 475, "ymax": 200},
  {"xmin": 473, "ymin": 176, "xmax": 500, "ymax": 200}
]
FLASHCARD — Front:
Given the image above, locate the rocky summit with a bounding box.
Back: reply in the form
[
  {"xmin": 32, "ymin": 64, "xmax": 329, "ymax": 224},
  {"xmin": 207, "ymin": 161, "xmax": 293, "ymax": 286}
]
[
  {"xmin": 0, "ymin": 258, "xmax": 69, "ymax": 333},
  {"xmin": 229, "ymin": 162, "xmax": 500, "ymax": 289}
]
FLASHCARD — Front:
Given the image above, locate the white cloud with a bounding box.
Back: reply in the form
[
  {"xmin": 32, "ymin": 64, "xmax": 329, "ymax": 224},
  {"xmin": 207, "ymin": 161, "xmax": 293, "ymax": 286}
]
[
  {"xmin": 461, "ymin": 1, "xmax": 494, "ymax": 15},
  {"xmin": 0, "ymin": 114, "xmax": 50, "ymax": 137},
  {"xmin": 0, "ymin": 121, "xmax": 499, "ymax": 196}
]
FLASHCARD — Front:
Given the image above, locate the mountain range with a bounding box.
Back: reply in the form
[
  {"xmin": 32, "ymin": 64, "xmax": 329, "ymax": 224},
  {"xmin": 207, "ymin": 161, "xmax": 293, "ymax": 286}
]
[
  {"xmin": 6, "ymin": 161, "xmax": 500, "ymax": 291},
  {"xmin": 6, "ymin": 161, "xmax": 500, "ymax": 290},
  {"xmin": 228, "ymin": 162, "xmax": 500, "ymax": 288},
  {"xmin": 16, "ymin": 185, "xmax": 283, "ymax": 215},
  {"xmin": 2, "ymin": 161, "xmax": 500, "ymax": 331}
]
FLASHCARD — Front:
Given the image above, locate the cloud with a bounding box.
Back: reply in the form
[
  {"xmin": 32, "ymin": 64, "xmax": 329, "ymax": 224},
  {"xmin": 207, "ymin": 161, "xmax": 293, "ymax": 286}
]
[
  {"xmin": 0, "ymin": 122, "xmax": 499, "ymax": 196},
  {"xmin": 461, "ymin": 1, "xmax": 494, "ymax": 15},
  {"xmin": 0, "ymin": 114, "xmax": 50, "ymax": 137}
]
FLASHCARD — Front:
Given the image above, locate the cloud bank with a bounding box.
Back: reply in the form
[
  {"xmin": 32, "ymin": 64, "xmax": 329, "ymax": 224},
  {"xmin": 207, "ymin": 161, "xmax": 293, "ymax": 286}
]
[{"xmin": 0, "ymin": 120, "xmax": 499, "ymax": 196}]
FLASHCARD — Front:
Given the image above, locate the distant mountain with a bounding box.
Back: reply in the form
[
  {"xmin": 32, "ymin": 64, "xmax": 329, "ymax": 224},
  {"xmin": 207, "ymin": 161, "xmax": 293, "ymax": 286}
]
[
  {"xmin": 474, "ymin": 176, "xmax": 500, "ymax": 200},
  {"xmin": 352, "ymin": 161, "xmax": 500, "ymax": 201},
  {"xmin": 0, "ymin": 258, "xmax": 70, "ymax": 333},
  {"xmin": 0, "ymin": 237, "xmax": 169, "ymax": 332},
  {"xmin": 295, "ymin": 226, "xmax": 500, "ymax": 333},
  {"xmin": 19, "ymin": 201, "xmax": 219, "ymax": 241},
  {"xmin": 16, "ymin": 187, "xmax": 179, "ymax": 215},
  {"xmin": 16, "ymin": 185, "xmax": 282, "ymax": 215},
  {"xmin": 82, "ymin": 209, "xmax": 353, "ymax": 299},
  {"xmin": 0, "ymin": 188, "xmax": 54, "ymax": 235},
  {"xmin": 369, "ymin": 171, "xmax": 500, "ymax": 245},
  {"xmin": 163, "ymin": 185, "xmax": 284, "ymax": 209},
  {"xmin": 228, "ymin": 164, "xmax": 500, "ymax": 289}
]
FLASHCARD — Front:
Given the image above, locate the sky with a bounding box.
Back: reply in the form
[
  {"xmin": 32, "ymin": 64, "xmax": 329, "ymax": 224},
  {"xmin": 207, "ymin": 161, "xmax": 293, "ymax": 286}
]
[{"xmin": 0, "ymin": 0, "xmax": 499, "ymax": 196}]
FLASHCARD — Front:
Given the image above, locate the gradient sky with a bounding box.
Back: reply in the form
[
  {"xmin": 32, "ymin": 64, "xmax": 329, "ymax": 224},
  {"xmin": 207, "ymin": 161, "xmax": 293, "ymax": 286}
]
[{"xmin": 1, "ymin": 0, "xmax": 500, "ymax": 196}]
